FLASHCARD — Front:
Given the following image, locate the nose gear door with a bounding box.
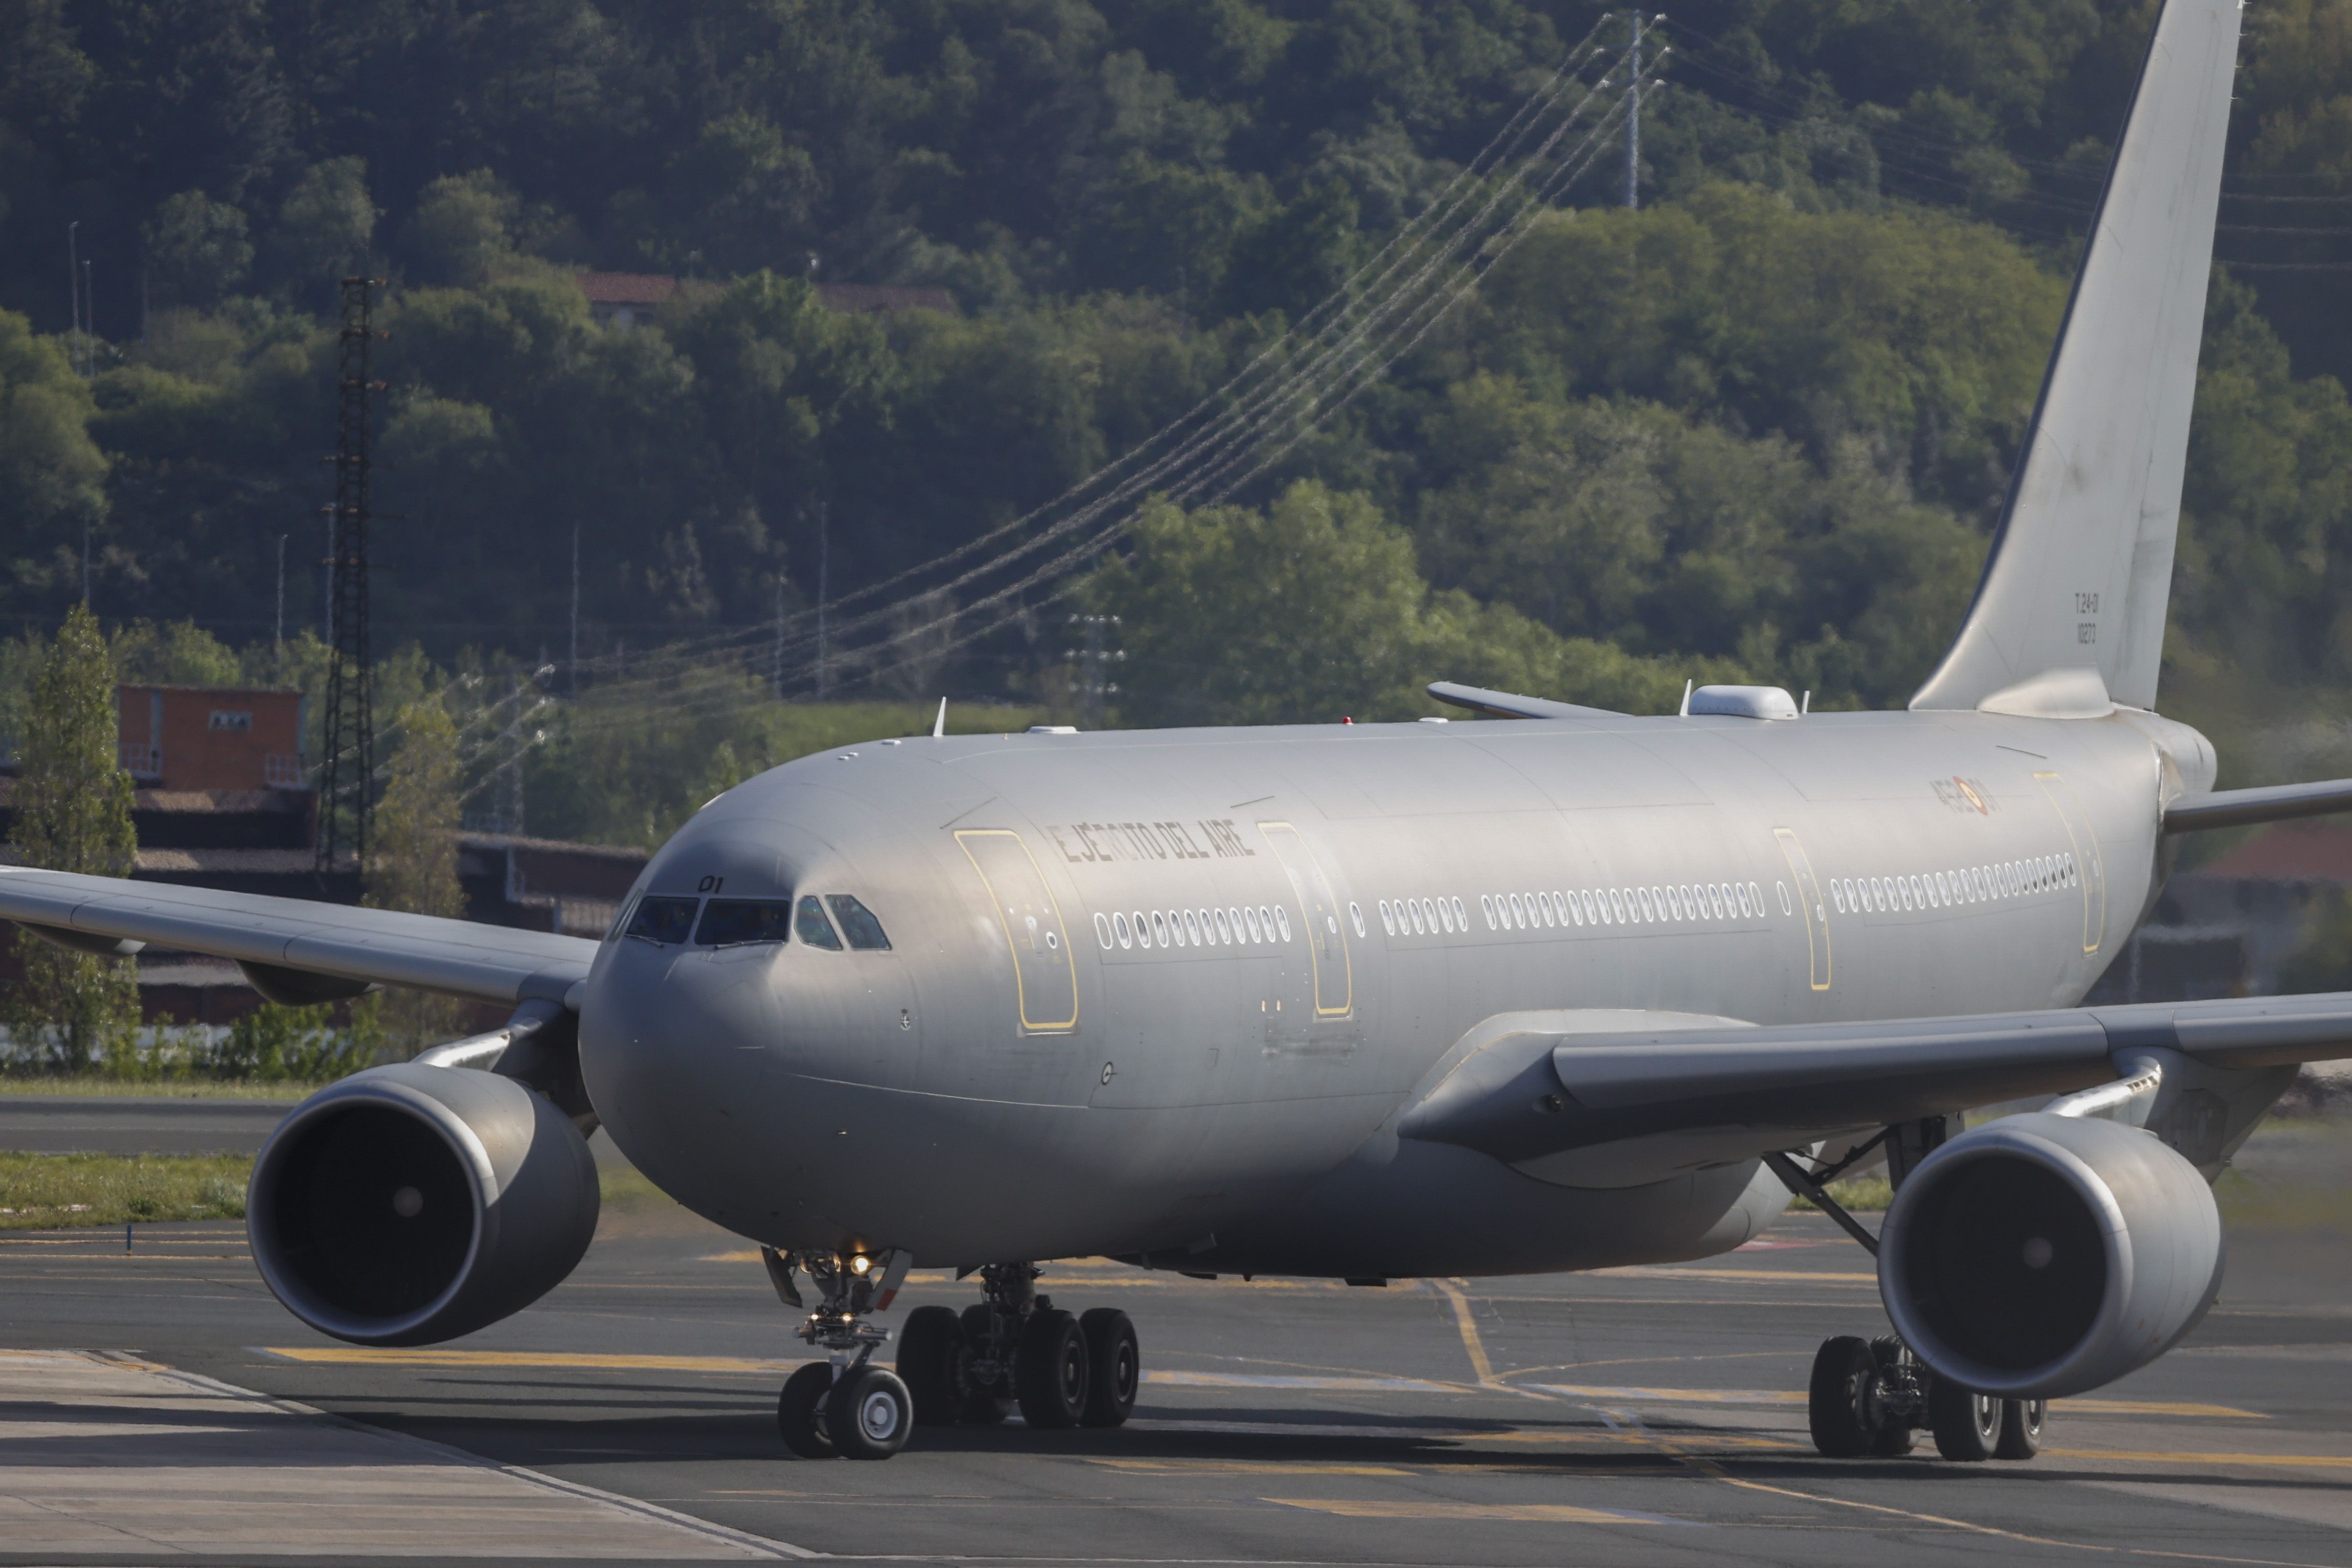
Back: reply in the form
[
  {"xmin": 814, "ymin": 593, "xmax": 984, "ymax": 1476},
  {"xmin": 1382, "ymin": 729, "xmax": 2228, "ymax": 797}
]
[{"xmin": 955, "ymin": 829, "xmax": 1080, "ymax": 1034}]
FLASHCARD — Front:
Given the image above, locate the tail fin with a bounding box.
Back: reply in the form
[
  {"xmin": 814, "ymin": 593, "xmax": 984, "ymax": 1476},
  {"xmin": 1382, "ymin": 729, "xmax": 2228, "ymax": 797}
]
[{"xmin": 1908, "ymin": 0, "xmax": 2240, "ymax": 715}]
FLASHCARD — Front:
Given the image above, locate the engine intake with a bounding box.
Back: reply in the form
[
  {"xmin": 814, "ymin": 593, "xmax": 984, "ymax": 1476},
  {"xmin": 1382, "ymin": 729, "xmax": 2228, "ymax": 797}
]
[
  {"xmin": 1878, "ymin": 1111, "xmax": 2221, "ymax": 1399},
  {"xmin": 249, "ymin": 1062, "xmax": 599, "ymax": 1346}
]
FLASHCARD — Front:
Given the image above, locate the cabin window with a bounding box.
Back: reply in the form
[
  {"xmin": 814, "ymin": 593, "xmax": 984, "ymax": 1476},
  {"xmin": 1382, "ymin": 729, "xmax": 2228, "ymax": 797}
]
[
  {"xmin": 698, "ymin": 898, "xmax": 796, "ymax": 947},
  {"xmin": 1832, "ymin": 883, "xmax": 1847, "ymax": 915},
  {"xmin": 1480, "ymin": 895, "xmax": 1496, "ymax": 930},
  {"xmin": 824, "ymin": 895, "xmax": 892, "ymax": 950},
  {"xmin": 1777, "ymin": 882, "xmax": 1793, "ymax": 916},
  {"xmin": 1607, "ymin": 889, "xmax": 1625, "ymax": 923},
  {"xmin": 794, "ymin": 896, "xmax": 843, "ymax": 950},
  {"xmin": 1180, "ymin": 909, "xmax": 1200, "ymax": 944},
  {"xmin": 1095, "ymin": 913, "xmax": 1114, "ymax": 949},
  {"xmin": 1277, "ymin": 907, "xmax": 1296, "ymax": 942},
  {"xmin": 1633, "ymin": 888, "xmax": 1651, "ymax": 922},
  {"xmin": 626, "ymin": 896, "xmax": 699, "ymax": 946},
  {"xmin": 1113, "ymin": 912, "xmax": 1132, "ymax": 949},
  {"xmin": 1378, "ymin": 900, "xmax": 1395, "ymax": 936},
  {"xmin": 1206, "ymin": 908, "xmax": 1226, "ymax": 943},
  {"xmin": 1437, "ymin": 897, "xmax": 1455, "ymax": 933},
  {"xmin": 1261, "ymin": 906, "xmax": 1280, "ymax": 942},
  {"xmin": 1237, "ymin": 906, "xmax": 1258, "ymax": 942},
  {"xmin": 1347, "ymin": 902, "xmax": 1364, "ymax": 939},
  {"xmin": 1150, "ymin": 910, "xmax": 1168, "ymax": 947}
]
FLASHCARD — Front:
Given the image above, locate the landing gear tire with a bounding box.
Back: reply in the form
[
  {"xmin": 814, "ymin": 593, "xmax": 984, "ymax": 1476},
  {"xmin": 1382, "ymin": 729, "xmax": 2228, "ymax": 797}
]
[
  {"xmin": 1808, "ymin": 1336, "xmax": 1877, "ymax": 1457},
  {"xmin": 897, "ymin": 1304, "xmax": 962, "ymax": 1426},
  {"xmin": 1078, "ymin": 1307, "xmax": 1139, "ymax": 1428},
  {"xmin": 1929, "ymin": 1378, "xmax": 2002, "ymax": 1462},
  {"xmin": 1996, "ymin": 1398, "xmax": 2047, "ymax": 1460},
  {"xmin": 828, "ymin": 1364, "xmax": 914, "ymax": 1460},
  {"xmin": 778, "ymin": 1363, "xmax": 836, "ymax": 1459},
  {"xmin": 1015, "ymin": 1307, "xmax": 1089, "ymax": 1429}
]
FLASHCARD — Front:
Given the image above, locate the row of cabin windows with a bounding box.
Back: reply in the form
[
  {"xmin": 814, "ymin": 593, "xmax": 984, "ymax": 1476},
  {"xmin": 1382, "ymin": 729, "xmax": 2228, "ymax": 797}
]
[
  {"xmin": 619, "ymin": 893, "xmax": 891, "ymax": 951},
  {"xmin": 1095, "ymin": 902, "xmax": 1292, "ymax": 952},
  {"xmin": 1378, "ymin": 895, "xmax": 1469, "ymax": 938},
  {"xmin": 1830, "ymin": 852, "xmax": 2076, "ymax": 917},
  {"xmin": 1488, "ymin": 882, "xmax": 1768, "ymax": 932}
]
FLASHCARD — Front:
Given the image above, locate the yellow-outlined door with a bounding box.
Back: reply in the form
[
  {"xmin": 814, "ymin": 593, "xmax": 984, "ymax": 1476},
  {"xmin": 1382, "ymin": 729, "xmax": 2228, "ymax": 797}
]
[
  {"xmin": 954, "ymin": 830, "xmax": 1079, "ymax": 1034},
  {"xmin": 1773, "ymin": 827, "xmax": 1832, "ymax": 992},
  {"xmin": 1258, "ymin": 821, "xmax": 1352, "ymax": 1018},
  {"xmin": 2034, "ymin": 772, "xmax": 2108, "ymax": 954}
]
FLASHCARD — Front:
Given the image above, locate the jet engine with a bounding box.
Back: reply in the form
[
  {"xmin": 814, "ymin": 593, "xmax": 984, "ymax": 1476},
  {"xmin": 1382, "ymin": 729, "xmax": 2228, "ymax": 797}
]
[
  {"xmin": 1877, "ymin": 1111, "xmax": 2221, "ymax": 1400},
  {"xmin": 248, "ymin": 1062, "xmax": 599, "ymax": 1346}
]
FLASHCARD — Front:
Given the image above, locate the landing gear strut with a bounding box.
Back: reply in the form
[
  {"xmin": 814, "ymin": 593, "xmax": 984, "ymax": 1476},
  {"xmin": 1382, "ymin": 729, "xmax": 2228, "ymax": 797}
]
[{"xmin": 766, "ymin": 1247, "xmax": 914, "ymax": 1461}]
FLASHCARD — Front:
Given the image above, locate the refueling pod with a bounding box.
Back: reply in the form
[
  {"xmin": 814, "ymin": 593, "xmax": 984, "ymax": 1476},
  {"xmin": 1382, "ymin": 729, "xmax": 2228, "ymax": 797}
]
[
  {"xmin": 1878, "ymin": 1111, "xmax": 2223, "ymax": 1400},
  {"xmin": 248, "ymin": 1062, "xmax": 600, "ymax": 1346}
]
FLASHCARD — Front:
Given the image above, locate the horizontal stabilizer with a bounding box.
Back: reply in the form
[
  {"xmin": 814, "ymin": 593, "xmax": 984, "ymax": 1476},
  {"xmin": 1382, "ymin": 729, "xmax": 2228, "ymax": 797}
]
[
  {"xmin": 0, "ymin": 866, "xmax": 596, "ymax": 1006},
  {"xmin": 1426, "ymin": 681, "xmax": 1622, "ymax": 721},
  {"xmin": 1398, "ymin": 992, "xmax": 2352, "ymax": 1170},
  {"xmin": 2163, "ymin": 778, "xmax": 2352, "ymax": 833}
]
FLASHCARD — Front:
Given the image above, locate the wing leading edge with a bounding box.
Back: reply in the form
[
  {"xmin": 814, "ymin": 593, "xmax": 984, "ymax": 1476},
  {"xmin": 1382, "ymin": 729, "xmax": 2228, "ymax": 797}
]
[
  {"xmin": 0, "ymin": 867, "xmax": 598, "ymax": 1007},
  {"xmin": 1397, "ymin": 994, "xmax": 2352, "ymax": 1171}
]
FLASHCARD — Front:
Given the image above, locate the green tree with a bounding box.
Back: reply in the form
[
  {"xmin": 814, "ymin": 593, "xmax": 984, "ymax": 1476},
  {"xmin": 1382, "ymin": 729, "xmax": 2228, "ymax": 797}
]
[
  {"xmin": 405, "ymin": 170, "xmax": 522, "ymax": 286},
  {"xmin": 0, "ymin": 309, "xmax": 105, "ymax": 599},
  {"xmin": 366, "ymin": 699, "xmax": 466, "ymax": 1054},
  {"xmin": 265, "ymin": 156, "xmax": 377, "ymax": 297},
  {"xmin": 1088, "ymin": 480, "xmax": 1695, "ymax": 728},
  {"xmin": 4, "ymin": 604, "xmax": 138, "ymax": 1072},
  {"xmin": 143, "ymin": 190, "xmax": 255, "ymax": 306}
]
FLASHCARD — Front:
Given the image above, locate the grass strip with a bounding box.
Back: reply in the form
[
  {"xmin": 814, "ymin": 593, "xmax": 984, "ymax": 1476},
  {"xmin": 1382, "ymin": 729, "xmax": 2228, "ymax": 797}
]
[
  {"xmin": 0, "ymin": 1151, "xmax": 253, "ymax": 1228},
  {"xmin": 0, "ymin": 1077, "xmax": 326, "ymax": 1101}
]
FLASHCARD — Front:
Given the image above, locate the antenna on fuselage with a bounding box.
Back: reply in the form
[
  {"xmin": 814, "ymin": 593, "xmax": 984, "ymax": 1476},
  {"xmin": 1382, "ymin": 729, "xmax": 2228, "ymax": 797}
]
[{"xmin": 932, "ymin": 697, "xmax": 947, "ymax": 739}]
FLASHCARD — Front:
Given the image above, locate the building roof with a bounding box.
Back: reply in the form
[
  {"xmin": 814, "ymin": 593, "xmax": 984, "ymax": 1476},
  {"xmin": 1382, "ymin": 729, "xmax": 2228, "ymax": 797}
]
[{"xmin": 2195, "ymin": 820, "xmax": 2352, "ymax": 882}]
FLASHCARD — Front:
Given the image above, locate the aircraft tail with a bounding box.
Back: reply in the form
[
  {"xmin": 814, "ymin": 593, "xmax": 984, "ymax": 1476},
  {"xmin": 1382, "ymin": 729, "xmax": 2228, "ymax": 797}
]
[{"xmin": 1908, "ymin": 0, "xmax": 2240, "ymax": 716}]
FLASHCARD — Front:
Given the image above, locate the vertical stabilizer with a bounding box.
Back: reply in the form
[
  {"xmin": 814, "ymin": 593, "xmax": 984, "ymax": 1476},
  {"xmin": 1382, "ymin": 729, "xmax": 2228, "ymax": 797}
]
[{"xmin": 1909, "ymin": 0, "xmax": 2240, "ymax": 714}]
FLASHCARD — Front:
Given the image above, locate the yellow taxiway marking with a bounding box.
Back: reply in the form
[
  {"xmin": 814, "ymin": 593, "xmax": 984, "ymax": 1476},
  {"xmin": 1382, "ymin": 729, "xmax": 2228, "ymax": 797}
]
[
  {"xmin": 263, "ymin": 1347, "xmax": 803, "ymax": 1373},
  {"xmin": 2047, "ymin": 1448, "xmax": 2352, "ymax": 1470},
  {"xmin": 1432, "ymin": 1278, "xmax": 1501, "ymax": 1386},
  {"xmin": 1596, "ymin": 1266, "xmax": 1878, "ymax": 1283},
  {"xmin": 1524, "ymin": 1383, "xmax": 2264, "ymax": 1419},
  {"xmin": 1090, "ymin": 1459, "xmax": 1413, "ymax": 1476},
  {"xmin": 1265, "ymin": 1498, "xmax": 1681, "ymax": 1524}
]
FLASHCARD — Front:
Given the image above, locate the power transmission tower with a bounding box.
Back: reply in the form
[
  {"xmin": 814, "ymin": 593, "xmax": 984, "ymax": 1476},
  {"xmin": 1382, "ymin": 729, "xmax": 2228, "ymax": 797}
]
[
  {"xmin": 1067, "ymin": 614, "xmax": 1123, "ymax": 728},
  {"xmin": 316, "ymin": 277, "xmax": 386, "ymax": 880},
  {"xmin": 1626, "ymin": 10, "xmax": 1644, "ymax": 210}
]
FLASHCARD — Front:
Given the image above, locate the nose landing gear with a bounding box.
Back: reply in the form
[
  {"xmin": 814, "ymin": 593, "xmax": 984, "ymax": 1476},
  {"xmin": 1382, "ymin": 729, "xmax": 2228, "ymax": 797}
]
[{"xmin": 766, "ymin": 1247, "xmax": 914, "ymax": 1461}]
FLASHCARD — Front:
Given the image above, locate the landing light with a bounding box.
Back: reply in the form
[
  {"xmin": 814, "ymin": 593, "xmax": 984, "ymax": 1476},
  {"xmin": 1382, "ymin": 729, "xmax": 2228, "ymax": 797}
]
[{"xmin": 849, "ymin": 1254, "xmax": 872, "ymax": 1276}]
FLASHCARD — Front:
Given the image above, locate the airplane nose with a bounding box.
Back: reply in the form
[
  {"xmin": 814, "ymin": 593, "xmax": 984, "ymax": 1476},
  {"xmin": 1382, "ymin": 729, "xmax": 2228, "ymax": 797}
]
[{"xmin": 579, "ymin": 936, "xmax": 781, "ymax": 1218}]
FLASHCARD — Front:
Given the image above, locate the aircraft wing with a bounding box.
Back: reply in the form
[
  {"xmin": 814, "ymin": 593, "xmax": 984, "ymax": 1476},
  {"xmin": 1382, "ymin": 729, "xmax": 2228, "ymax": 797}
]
[
  {"xmin": 0, "ymin": 866, "xmax": 598, "ymax": 1008},
  {"xmin": 1426, "ymin": 681, "xmax": 1624, "ymax": 721},
  {"xmin": 1397, "ymin": 994, "xmax": 2352, "ymax": 1170},
  {"xmin": 2164, "ymin": 777, "xmax": 2352, "ymax": 832}
]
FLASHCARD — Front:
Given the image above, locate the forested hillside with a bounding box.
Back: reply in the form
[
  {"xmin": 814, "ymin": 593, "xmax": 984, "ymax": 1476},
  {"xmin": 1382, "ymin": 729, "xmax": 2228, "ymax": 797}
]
[{"xmin": 3, "ymin": 1, "xmax": 2351, "ymax": 843}]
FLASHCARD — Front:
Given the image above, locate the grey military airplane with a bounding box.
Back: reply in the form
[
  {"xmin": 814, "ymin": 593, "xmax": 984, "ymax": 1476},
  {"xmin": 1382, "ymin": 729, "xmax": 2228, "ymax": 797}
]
[{"xmin": 7, "ymin": 0, "xmax": 2352, "ymax": 1467}]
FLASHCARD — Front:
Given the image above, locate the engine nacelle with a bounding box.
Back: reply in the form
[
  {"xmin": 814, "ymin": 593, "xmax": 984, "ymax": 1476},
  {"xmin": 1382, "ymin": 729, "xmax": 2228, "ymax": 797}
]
[
  {"xmin": 1878, "ymin": 1111, "xmax": 2222, "ymax": 1399},
  {"xmin": 249, "ymin": 1062, "xmax": 599, "ymax": 1346}
]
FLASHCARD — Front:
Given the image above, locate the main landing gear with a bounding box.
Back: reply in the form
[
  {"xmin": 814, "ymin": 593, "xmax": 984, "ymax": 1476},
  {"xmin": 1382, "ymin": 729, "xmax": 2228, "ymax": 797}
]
[
  {"xmin": 1806, "ymin": 1336, "xmax": 2046, "ymax": 1462},
  {"xmin": 1772, "ymin": 1125, "xmax": 2048, "ymax": 1464},
  {"xmin": 765, "ymin": 1255, "xmax": 1140, "ymax": 1460}
]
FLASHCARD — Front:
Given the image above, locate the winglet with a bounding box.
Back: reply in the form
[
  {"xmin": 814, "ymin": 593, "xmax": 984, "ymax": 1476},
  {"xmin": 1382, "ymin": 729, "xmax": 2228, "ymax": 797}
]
[{"xmin": 932, "ymin": 698, "xmax": 947, "ymax": 739}]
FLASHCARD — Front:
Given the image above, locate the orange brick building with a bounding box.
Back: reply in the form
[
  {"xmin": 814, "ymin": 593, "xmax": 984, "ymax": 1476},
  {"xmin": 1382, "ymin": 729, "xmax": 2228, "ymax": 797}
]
[{"xmin": 113, "ymin": 685, "xmax": 307, "ymax": 791}]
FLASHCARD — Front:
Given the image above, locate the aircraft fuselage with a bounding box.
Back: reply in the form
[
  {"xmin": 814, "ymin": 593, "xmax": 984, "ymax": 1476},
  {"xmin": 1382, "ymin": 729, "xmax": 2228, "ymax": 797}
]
[{"xmin": 580, "ymin": 705, "xmax": 2209, "ymax": 1278}]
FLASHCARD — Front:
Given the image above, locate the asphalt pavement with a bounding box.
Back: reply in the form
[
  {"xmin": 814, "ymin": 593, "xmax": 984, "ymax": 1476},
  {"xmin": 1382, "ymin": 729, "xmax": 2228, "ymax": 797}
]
[{"xmin": 4, "ymin": 1120, "xmax": 2352, "ymax": 1566}]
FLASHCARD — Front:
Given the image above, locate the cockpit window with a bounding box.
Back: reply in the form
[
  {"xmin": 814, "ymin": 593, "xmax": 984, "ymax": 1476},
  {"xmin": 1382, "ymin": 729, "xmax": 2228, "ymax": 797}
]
[
  {"xmin": 795, "ymin": 895, "xmax": 843, "ymax": 950},
  {"xmin": 696, "ymin": 898, "xmax": 795, "ymax": 947},
  {"xmin": 826, "ymin": 894, "xmax": 892, "ymax": 951},
  {"xmin": 625, "ymin": 896, "xmax": 699, "ymax": 946}
]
